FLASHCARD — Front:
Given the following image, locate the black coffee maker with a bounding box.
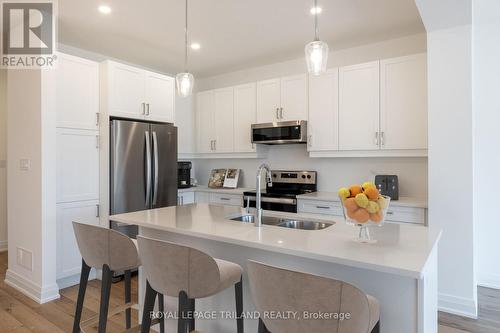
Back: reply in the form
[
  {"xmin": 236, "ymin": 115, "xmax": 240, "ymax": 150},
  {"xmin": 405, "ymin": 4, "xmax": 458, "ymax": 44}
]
[{"xmin": 178, "ymin": 162, "xmax": 192, "ymax": 188}]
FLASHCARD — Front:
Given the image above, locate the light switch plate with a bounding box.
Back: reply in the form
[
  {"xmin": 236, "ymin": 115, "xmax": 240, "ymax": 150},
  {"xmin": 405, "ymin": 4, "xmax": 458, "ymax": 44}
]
[{"xmin": 19, "ymin": 159, "xmax": 30, "ymax": 171}]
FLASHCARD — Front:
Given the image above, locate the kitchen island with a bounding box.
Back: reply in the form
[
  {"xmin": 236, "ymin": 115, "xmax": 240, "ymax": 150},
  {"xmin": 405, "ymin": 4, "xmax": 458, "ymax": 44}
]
[{"xmin": 110, "ymin": 203, "xmax": 441, "ymax": 333}]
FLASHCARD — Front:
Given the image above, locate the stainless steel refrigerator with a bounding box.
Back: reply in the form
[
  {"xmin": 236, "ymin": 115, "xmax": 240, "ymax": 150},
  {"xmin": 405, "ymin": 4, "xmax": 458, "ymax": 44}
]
[{"xmin": 109, "ymin": 119, "xmax": 178, "ymax": 238}]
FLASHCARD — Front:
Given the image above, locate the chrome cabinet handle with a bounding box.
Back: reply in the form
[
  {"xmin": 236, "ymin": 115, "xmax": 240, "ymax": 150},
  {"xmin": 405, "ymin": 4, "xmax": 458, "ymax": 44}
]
[
  {"xmin": 276, "ymin": 108, "xmax": 279, "ymax": 120},
  {"xmin": 280, "ymin": 107, "xmax": 283, "ymax": 119},
  {"xmin": 316, "ymin": 206, "xmax": 330, "ymax": 209},
  {"xmin": 375, "ymin": 132, "xmax": 379, "ymax": 146},
  {"xmin": 145, "ymin": 131, "xmax": 152, "ymax": 205},
  {"xmin": 214, "ymin": 140, "xmax": 217, "ymax": 151},
  {"xmin": 96, "ymin": 204, "xmax": 100, "ymax": 218},
  {"xmin": 152, "ymin": 131, "xmax": 159, "ymax": 205},
  {"xmin": 308, "ymin": 135, "xmax": 312, "ymax": 147},
  {"xmin": 147, "ymin": 103, "xmax": 151, "ymax": 116},
  {"xmin": 220, "ymin": 197, "xmax": 231, "ymax": 201},
  {"xmin": 387, "ymin": 211, "xmax": 394, "ymax": 215},
  {"xmin": 380, "ymin": 132, "xmax": 385, "ymax": 146},
  {"xmin": 142, "ymin": 102, "xmax": 146, "ymax": 115},
  {"xmin": 210, "ymin": 140, "xmax": 214, "ymax": 151}
]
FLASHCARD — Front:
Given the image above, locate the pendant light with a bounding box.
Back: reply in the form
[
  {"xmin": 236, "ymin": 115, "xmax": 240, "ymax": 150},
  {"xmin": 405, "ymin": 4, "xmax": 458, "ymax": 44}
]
[
  {"xmin": 305, "ymin": 0, "xmax": 329, "ymax": 76},
  {"xmin": 176, "ymin": 0, "xmax": 194, "ymax": 97}
]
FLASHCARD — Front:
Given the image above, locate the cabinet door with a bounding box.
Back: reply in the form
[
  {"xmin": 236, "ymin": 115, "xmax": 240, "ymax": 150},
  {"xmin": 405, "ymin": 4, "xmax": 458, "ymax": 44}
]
[
  {"xmin": 196, "ymin": 91, "xmax": 215, "ymax": 153},
  {"xmin": 213, "ymin": 87, "xmax": 234, "ymax": 153},
  {"xmin": 56, "ymin": 53, "xmax": 99, "ymax": 130},
  {"xmin": 56, "ymin": 200, "xmax": 99, "ymax": 279},
  {"xmin": 280, "ymin": 74, "xmax": 308, "ymax": 121},
  {"xmin": 57, "ymin": 128, "xmax": 99, "ymax": 203},
  {"xmin": 339, "ymin": 61, "xmax": 380, "ymax": 151},
  {"xmin": 380, "ymin": 54, "xmax": 427, "ymax": 150},
  {"xmin": 106, "ymin": 61, "xmax": 145, "ymax": 119},
  {"xmin": 195, "ymin": 191, "xmax": 210, "ymax": 203},
  {"xmin": 145, "ymin": 71, "xmax": 175, "ymax": 123},
  {"xmin": 234, "ymin": 83, "xmax": 257, "ymax": 152},
  {"xmin": 308, "ymin": 69, "xmax": 339, "ymax": 151},
  {"xmin": 257, "ymin": 79, "xmax": 280, "ymax": 123},
  {"xmin": 178, "ymin": 192, "xmax": 195, "ymax": 205}
]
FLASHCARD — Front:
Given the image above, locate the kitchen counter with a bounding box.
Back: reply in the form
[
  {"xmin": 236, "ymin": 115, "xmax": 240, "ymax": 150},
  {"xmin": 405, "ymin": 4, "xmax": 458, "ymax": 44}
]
[
  {"xmin": 110, "ymin": 204, "xmax": 440, "ymax": 333},
  {"xmin": 178, "ymin": 185, "xmax": 252, "ymax": 195},
  {"xmin": 297, "ymin": 191, "xmax": 428, "ymax": 208}
]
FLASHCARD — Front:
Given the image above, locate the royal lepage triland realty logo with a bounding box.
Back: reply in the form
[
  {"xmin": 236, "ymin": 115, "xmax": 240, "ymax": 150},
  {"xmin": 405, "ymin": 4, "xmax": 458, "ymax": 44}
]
[{"xmin": 1, "ymin": 0, "xmax": 57, "ymax": 68}]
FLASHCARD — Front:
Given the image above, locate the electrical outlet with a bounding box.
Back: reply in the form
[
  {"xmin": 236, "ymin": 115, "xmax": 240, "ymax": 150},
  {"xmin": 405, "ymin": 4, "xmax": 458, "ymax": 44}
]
[
  {"xmin": 19, "ymin": 159, "xmax": 30, "ymax": 171},
  {"xmin": 16, "ymin": 247, "xmax": 33, "ymax": 271}
]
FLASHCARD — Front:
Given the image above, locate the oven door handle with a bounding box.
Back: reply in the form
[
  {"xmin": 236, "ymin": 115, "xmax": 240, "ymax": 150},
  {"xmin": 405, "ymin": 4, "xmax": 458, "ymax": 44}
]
[{"xmin": 244, "ymin": 196, "xmax": 297, "ymax": 205}]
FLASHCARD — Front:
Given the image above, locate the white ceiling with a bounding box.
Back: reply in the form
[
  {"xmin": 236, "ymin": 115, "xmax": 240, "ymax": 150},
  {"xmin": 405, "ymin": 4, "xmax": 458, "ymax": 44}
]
[{"xmin": 58, "ymin": 0, "xmax": 425, "ymax": 77}]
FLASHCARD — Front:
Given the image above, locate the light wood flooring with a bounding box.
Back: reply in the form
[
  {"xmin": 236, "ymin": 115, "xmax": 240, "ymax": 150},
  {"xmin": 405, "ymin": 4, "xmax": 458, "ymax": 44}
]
[{"xmin": 0, "ymin": 251, "xmax": 498, "ymax": 333}]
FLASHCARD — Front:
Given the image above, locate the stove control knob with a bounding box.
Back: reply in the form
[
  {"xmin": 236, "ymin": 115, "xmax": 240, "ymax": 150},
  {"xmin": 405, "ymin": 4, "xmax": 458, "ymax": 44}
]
[
  {"xmin": 307, "ymin": 175, "xmax": 312, "ymax": 179},
  {"xmin": 302, "ymin": 175, "xmax": 306, "ymax": 179},
  {"xmin": 273, "ymin": 174, "xmax": 277, "ymax": 178}
]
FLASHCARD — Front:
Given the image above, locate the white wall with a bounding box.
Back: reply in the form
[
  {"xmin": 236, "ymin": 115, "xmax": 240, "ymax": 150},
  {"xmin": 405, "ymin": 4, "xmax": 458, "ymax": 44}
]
[
  {"xmin": 0, "ymin": 70, "xmax": 7, "ymax": 251},
  {"xmin": 6, "ymin": 69, "xmax": 59, "ymax": 303},
  {"xmin": 473, "ymin": 0, "xmax": 500, "ymax": 289},
  {"xmin": 192, "ymin": 33, "xmax": 428, "ymax": 198},
  {"xmin": 416, "ymin": 0, "xmax": 476, "ymax": 318}
]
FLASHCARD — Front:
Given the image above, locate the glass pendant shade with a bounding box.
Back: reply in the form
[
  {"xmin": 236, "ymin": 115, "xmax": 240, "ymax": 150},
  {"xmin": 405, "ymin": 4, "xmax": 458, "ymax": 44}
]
[
  {"xmin": 305, "ymin": 40, "xmax": 329, "ymax": 76},
  {"xmin": 176, "ymin": 72, "xmax": 194, "ymax": 98}
]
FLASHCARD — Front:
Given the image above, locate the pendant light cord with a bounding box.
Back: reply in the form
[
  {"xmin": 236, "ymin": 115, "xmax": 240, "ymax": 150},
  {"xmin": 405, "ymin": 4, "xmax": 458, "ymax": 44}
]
[
  {"xmin": 184, "ymin": 0, "xmax": 189, "ymax": 72},
  {"xmin": 314, "ymin": 0, "xmax": 319, "ymax": 41}
]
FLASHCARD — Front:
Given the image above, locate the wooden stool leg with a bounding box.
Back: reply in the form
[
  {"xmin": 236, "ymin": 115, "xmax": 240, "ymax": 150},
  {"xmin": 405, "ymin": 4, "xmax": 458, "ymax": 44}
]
[
  {"xmin": 98, "ymin": 264, "xmax": 113, "ymax": 333},
  {"xmin": 258, "ymin": 319, "xmax": 270, "ymax": 333},
  {"xmin": 159, "ymin": 293, "xmax": 165, "ymax": 333},
  {"xmin": 72, "ymin": 259, "xmax": 91, "ymax": 333},
  {"xmin": 235, "ymin": 277, "xmax": 244, "ymax": 333},
  {"xmin": 187, "ymin": 298, "xmax": 195, "ymax": 332},
  {"xmin": 124, "ymin": 270, "xmax": 132, "ymax": 329},
  {"xmin": 141, "ymin": 281, "xmax": 158, "ymax": 333}
]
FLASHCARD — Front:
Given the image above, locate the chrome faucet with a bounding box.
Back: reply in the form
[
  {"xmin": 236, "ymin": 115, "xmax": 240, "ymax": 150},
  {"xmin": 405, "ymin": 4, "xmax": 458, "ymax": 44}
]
[{"xmin": 255, "ymin": 163, "xmax": 273, "ymax": 227}]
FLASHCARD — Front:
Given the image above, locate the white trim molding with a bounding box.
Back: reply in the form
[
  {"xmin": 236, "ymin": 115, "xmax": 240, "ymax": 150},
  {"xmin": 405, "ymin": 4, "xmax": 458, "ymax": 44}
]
[
  {"xmin": 477, "ymin": 272, "xmax": 500, "ymax": 290},
  {"xmin": 5, "ymin": 269, "xmax": 60, "ymax": 304},
  {"xmin": 438, "ymin": 292, "xmax": 478, "ymax": 319},
  {"xmin": 0, "ymin": 240, "xmax": 7, "ymax": 252}
]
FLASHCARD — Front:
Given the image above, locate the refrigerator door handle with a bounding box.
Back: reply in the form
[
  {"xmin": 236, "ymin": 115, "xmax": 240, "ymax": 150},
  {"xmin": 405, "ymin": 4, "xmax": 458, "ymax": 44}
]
[
  {"xmin": 145, "ymin": 131, "xmax": 152, "ymax": 206},
  {"xmin": 152, "ymin": 131, "xmax": 159, "ymax": 206}
]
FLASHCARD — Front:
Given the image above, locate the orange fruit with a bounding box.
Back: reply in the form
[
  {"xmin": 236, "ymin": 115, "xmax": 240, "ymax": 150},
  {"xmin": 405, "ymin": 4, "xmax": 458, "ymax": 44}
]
[
  {"xmin": 349, "ymin": 185, "xmax": 363, "ymax": 197},
  {"xmin": 353, "ymin": 208, "xmax": 370, "ymax": 223},
  {"xmin": 364, "ymin": 187, "xmax": 380, "ymax": 200},
  {"xmin": 344, "ymin": 198, "xmax": 358, "ymax": 211},
  {"xmin": 370, "ymin": 210, "xmax": 383, "ymax": 223},
  {"xmin": 346, "ymin": 207, "xmax": 359, "ymax": 220}
]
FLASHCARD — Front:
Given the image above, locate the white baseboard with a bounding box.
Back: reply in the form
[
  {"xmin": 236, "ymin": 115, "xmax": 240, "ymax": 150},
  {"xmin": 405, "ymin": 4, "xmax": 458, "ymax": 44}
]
[
  {"xmin": 5, "ymin": 269, "xmax": 60, "ymax": 304},
  {"xmin": 477, "ymin": 272, "xmax": 500, "ymax": 290},
  {"xmin": 438, "ymin": 293, "xmax": 478, "ymax": 319},
  {"xmin": 57, "ymin": 269, "xmax": 97, "ymax": 289},
  {"xmin": 0, "ymin": 240, "xmax": 7, "ymax": 252}
]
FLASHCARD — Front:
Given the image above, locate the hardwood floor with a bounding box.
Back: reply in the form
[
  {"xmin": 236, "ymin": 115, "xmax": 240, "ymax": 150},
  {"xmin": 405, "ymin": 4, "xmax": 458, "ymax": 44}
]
[{"xmin": 0, "ymin": 251, "xmax": 498, "ymax": 333}]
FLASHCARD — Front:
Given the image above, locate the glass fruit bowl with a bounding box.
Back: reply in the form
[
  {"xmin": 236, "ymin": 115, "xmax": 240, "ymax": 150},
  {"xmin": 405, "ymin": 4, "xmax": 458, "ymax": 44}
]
[{"xmin": 340, "ymin": 195, "xmax": 391, "ymax": 243}]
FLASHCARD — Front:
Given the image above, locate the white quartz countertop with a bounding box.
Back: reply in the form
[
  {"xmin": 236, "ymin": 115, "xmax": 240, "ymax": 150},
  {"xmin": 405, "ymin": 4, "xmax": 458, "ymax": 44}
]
[
  {"xmin": 297, "ymin": 192, "xmax": 428, "ymax": 208},
  {"xmin": 178, "ymin": 186, "xmax": 252, "ymax": 195},
  {"xmin": 110, "ymin": 204, "xmax": 440, "ymax": 279}
]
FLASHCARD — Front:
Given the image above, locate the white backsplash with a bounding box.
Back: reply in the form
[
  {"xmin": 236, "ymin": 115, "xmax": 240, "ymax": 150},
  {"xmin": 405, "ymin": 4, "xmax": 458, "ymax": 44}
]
[{"xmin": 191, "ymin": 145, "xmax": 428, "ymax": 198}]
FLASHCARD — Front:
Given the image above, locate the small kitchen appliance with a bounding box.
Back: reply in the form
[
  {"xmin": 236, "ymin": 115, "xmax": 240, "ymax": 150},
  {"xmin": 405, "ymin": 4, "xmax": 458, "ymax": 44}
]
[
  {"xmin": 375, "ymin": 175, "xmax": 399, "ymax": 200},
  {"xmin": 251, "ymin": 121, "xmax": 308, "ymax": 145},
  {"xmin": 243, "ymin": 170, "xmax": 317, "ymax": 213},
  {"xmin": 178, "ymin": 161, "xmax": 192, "ymax": 188}
]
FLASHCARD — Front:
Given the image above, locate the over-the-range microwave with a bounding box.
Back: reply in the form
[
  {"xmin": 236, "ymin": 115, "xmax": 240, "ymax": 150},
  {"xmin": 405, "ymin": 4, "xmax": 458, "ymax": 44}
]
[{"xmin": 251, "ymin": 120, "xmax": 308, "ymax": 145}]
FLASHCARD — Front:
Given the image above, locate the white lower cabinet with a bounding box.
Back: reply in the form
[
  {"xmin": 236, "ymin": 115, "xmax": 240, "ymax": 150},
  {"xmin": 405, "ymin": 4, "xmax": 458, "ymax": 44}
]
[
  {"xmin": 195, "ymin": 191, "xmax": 210, "ymax": 203},
  {"xmin": 56, "ymin": 200, "xmax": 100, "ymax": 280},
  {"xmin": 209, "ymin": 193, "xmax": 243, "ymax": 207},
  {"xmin": 297, "ymin": 199, "xmax": 426, "ymax": 225},
  {"xmin": 178, "ymin": 191, "xmax": 195, "ymax": 205}
]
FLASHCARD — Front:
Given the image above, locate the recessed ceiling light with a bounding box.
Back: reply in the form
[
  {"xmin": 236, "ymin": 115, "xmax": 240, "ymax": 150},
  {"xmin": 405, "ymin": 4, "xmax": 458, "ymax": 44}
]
[
  {"xmin": 98, "ymin": 5, "xmax": 112, "ymax": 14},
  {"xmin": 310, "ymin": 6, "xmax": 322, "ymax": 15},
  {"xmin": 190, "ymin": 43, "xmax": 201, "ymax": 50}
]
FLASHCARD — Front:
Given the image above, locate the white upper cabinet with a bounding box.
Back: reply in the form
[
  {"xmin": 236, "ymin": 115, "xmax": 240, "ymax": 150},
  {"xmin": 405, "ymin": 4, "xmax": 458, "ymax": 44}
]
[
  {"xmin": 280, "ymin": 74, "xmax": 308, "ymax": 121},
  {"xmin": 196, "ymin": 90, "xmax": 215, "ymax": 153},
  {"xmin": 339, "ymin": 61, "xmax": 380, "ymax": 151},
  {"xmin": 213, "ymin": 87, "xmax": 235, "ymax": 153},
  {"xmin": 234, "ymin": 83, "xmax": 257, "ymax": 152},
  {"xmin": 257, "ymin": 78, "xmax": 281, "ymax": 123},
  {"xmin": 257, "ymin": 75, "xmax": 308, "ymax": 123},
  {"xmin": 308, "ymin": 69, "xmax": 339, "ymax": 151},
  {"xmin": 102, "ymin": 60, "xmax": 175, "ymax": 122},
  {"xmin": 380, "ymin": 54, "xmax": 428, "ymax": 150},
  {"xmin": 56, "ymin": 53, "xmax": 99, "ymax": 130},
  {"xmin": 144, "ymin": 70, "xmax": 175, "ymax": 123}
]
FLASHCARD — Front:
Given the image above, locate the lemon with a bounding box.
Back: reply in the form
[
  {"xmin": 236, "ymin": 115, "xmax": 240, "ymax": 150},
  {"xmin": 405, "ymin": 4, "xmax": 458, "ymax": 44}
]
[
  {"xmin": 362, "ymin": 181, "xmax": 376, "ymax": 190},
  {"xmin": 367, "ymin": 201, "xmax": 380, "ymax": 214},
  {"xmin": 354, "ymin": 193, "xmax": 369, "ymax": 208},
  {"xmin": 338, "ymin": 187, "xmax": 351, "ymax": 200}
]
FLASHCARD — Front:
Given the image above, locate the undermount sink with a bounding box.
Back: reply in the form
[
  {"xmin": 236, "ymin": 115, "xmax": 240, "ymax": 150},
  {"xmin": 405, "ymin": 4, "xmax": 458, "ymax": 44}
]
[{"xmin": 229, "ymin": 214, "xmax": 334, "ymax": 230}]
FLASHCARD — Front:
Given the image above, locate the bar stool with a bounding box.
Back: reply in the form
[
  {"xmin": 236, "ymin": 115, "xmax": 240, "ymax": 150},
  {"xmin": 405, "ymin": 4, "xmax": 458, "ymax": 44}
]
[
  {"xmin": 247, "ymin": 261, "xmax": 380, "ymax": 333},
  {"xmin": 137, "ymin": 236, "xmax": 244, "ymax": 333},
  {"xmin": 72, "ymin": 222, "xmax": 165, "ymax": 333}
]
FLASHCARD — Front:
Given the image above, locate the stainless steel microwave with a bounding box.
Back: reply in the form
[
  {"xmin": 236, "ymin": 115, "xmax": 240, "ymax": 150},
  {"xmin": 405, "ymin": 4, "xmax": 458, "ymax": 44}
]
[{"xmin": 251, "ymin": 120, "xmax": 308, "ymax": 145}]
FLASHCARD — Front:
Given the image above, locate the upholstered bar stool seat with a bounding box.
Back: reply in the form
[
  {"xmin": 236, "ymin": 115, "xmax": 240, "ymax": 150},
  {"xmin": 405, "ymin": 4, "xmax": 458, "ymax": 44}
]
[
  {"xmin": 72, "ymin": 222, "xmax": 164, "ymax": 333},
  {"xmin": 137, "ymin": 236, "xmax": 244, "ymax": 333},
  {"xmin": 248, "ymin": 260, "xmax": 381, "ymax": 333}
]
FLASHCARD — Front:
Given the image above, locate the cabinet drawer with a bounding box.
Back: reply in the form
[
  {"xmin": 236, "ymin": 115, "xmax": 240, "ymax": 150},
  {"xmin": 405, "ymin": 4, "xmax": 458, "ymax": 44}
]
[
  {"xmin": 385, "ymin": 206, "xmax": 425, "ymax": 224},
  {"xmin": 298, "ymin": 200, "xmax": 343, "ymax": 216},
  {"xmin": 209, "ymin": 193, "xmax": 243, "ymax": 206}
]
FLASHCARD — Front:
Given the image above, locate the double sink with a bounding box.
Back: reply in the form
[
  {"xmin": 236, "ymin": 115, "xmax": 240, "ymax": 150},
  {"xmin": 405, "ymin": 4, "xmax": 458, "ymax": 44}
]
[{"xmin": 229, "ymin": 214, "xmax": 333, "ymax": 230}]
